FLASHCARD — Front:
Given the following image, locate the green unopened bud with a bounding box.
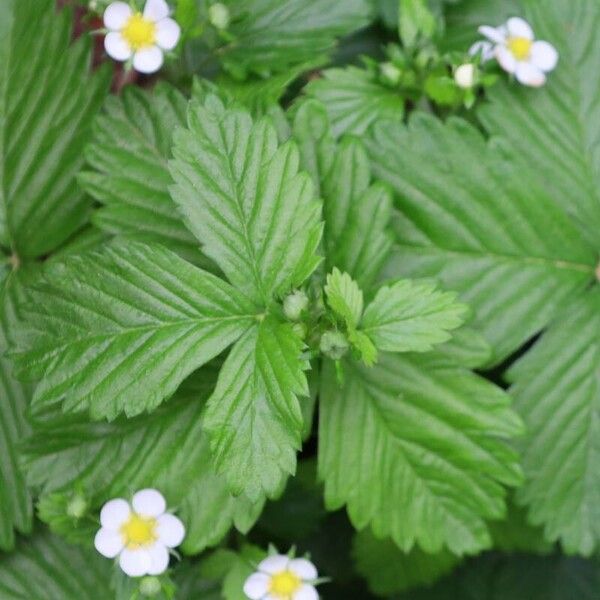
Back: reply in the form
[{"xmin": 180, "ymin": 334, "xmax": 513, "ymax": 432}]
[
  {"xmin": 283, "ymin": 290, "xmax": 309, "ymax": 321},
  {"xmin": 454, "ymin": 63, "xmax": 476, "ymax": 89},
  {"xmin": 66, "ymin": 494, "xmax": 88, "ymax": 519},
  {"xmin": 140, "ymin": 576, "xmax": 162, "ymax": 597},
  {"xmin": 320, "ymin": 331, "xmax": 350, "ymax": 360},
  {"xmin": 291, "ymin": 322, "xmax": 307, "ymax": 339},
  {"xmin": 380, "ymin": 62, "xmax": 402, "ymax": 86},
  {"xmin": 209, "ymin": 3, "xmax": 230, "ymax": 29}
]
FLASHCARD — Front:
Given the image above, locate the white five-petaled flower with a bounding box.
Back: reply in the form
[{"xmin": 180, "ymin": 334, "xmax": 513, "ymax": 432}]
[
  {"xmin": 469, "ymin": 17, "xmax": 558, "ymax": 87},
  {"xmin": 244, "ymin": 554, "xmax": 319, "ymax": 600},
  {"xmin": 94, "ymin": 489, "xmax": 185, "ymax": 577},
  {"xmin": 103, "ymin": 0, "xmax": 181, "ymax": 74}
]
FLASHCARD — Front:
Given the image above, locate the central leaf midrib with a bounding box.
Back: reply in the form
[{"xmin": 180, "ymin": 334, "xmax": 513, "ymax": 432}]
[{"xmin": 396, "ymin": 241, "xmax": 596, "ymax": 275}]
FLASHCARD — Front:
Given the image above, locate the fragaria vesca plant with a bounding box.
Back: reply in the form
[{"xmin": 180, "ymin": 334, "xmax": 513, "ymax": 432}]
[{"xmin": 0, "ymin": 0, "xmax": 598, "ymax": 599}]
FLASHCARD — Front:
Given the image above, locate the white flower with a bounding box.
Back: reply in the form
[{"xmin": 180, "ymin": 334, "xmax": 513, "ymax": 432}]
[
  {"xmin": 454, "ymin": 64, "xmax": 476, "ymax": 89},
  {"xmin": 243, "ymin": 554, "xmax": 319, "ymax": 600},
  {"xmin": 103, "ymin": 0, "xmax": 181, "ymax": 74},
  {"xmin": 470, "ymin": 17, "xmax": 558, "ymax": 87},
  {"xmin": 94, "ymin": 489, "xmax": 185, "ymax": 577}
]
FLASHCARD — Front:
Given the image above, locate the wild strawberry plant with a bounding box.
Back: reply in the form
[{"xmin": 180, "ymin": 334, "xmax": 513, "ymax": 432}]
[{"xmin": 0, "ymin": 0, "xmax": 598, "ymax": 599}]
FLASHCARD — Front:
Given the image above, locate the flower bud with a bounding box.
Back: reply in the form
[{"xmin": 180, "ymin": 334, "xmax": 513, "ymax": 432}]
[
  {"xmin": 380, "ymin": 62, "xmax": 402, "ymax": 86},
  {"xmin": 66, "ymin": 494, "xmax": 88, "ymax": 519},
  {"xmin": 209, "ymin": 3, "xmax": 230, "ymax": 30},
  {"xmin": 283, "ymin": 290, "xmax": 309, "ymax": 321},
  {"xmin": 320, "ymin": 331, "xmax": 350, "ymax": 360},
  {"xmin": 140, "ymin": 576, "xmax": 162, "ymax": 597},
  {"xmin": 454, "ymin": 63, "xmax": 476, "ymax": 89}
]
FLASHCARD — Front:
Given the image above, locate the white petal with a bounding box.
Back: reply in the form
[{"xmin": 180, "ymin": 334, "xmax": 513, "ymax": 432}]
[
  {"xmin": 288, "ymin": 558, "xmax": 318, "ymax": 581},
  {"xmin": 132, "ymin": 489, "xmax": 166, "ymax": 518},
  {"xmin": 143, "ymin": 0, "xmax": 170, "ymax": 22},
  {"xmin": 156, "ymin": 513, "xmax": 185, "ymax": 548},
  {"xmin": 293, "ymin": 584, "xmax": 319, "ymax": 600},
  {"xmin": 103, "ymin": 2, "xmax": 132, "ymax": 30},
  {"xmin": 104, "ymin": 31, "xmax": 132, "ymax": 61},
  {"xmin": 506, "ymin": 17, "xmax": 534, "ymax": 40},
  {"xmin": 478, "ymin": 25, "xmax": 506, "ymax": 44},
  {"xmin": 155, "ymin": 18, "xmax": 181, "ymax": 50},
  {"xmin": 94, "ymin": 527, "xmax": 124, "ymax": 558},
  {"xmin": 119, "ymin": 548, "xmax": 152, "ymax": 577},
  {"xmin": 515, "ymin": 62, "xmax": 546, "ymax": 87},
  {"xmin": 100, "ymin": 498, "xmax": 131, "ymax": 530},
  {"xmin": 258, "ymin": 554, "xmax": 290, "ymax": 575},
  {"xmin": 243, "ymin": 573, "xmax": 270, "ymax": 600},
  {"xmin": 147, "ymin": 543, "xmax": 170, "ymax": 575},
  {"xmin": 468, "ymin": 40, "xmax": 494, "ymax": 62},
  {"xmin": 530, "ymin": 40, "xmax": 559, "ymax": 72},
  {"xmin": 133, "ymin": 46, "xmax": 164, "ymax": 74},
  {"xmin": 495, "ymin": 45, "xmax": 518, "ymax": 74}
]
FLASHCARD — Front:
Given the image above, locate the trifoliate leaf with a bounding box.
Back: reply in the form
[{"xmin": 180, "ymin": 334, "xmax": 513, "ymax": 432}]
[
  {"xmin": 205, "ymin": 317, "xmax": 309, "ymax": 501},
  {"xmin": 507, "ymin": 289, "xmax": 600, "ymax": 555},
  {"xmin": 170, "ymin": 98, "xmax": 322, "ymax": 305},
  {"xmin": 305, "ymin": 66, "xmax": 404, "ymax": 137},
  {"xmin": 23, "ymin": 369, "xmax": 264, "ymax": 555},
  {"xmin": 0, "ymin": 270, "xmax": 33, "ymax": 550},
  {"xmin": 478, "ymin": 0, "xmax": 600, "ymax": 250},
  {"xmin": 367, "ymin": 114, "xmax": 596, "ymax": 365},
  {"xmin": 0, "ymin": 529, "xmax": 112, "ymax": 599},
  {"xmin": 318, "ymin": 353, "xmax": 523, "ymax": 555},
  {"xmin": 78, "ymin": 83, "xmax": 205, "ymax": 266},
  {"xmin": 325, "ymin": 268, "xmax": 364, "ymax": 329},
  {"xmin": 0, "ymin": 0, "xmax": 110, "ymax": 258},
  {"xmin": 13, "ymin": 241, "xmax": 257, "ymax": 420},
  {"xmin": 361, "ymin": 279, "xmax": 467, "ymax": 353},
  {"xmin": 321, "ymin": 135, "xmax": 393, "ymax": 292},
  {"xmin": 221, "ymin": 0, "xmax": 372, "ymax": 77},
  {"xmin": 353, "ymin": 529, "xmax": 461, "ymax": 596}
]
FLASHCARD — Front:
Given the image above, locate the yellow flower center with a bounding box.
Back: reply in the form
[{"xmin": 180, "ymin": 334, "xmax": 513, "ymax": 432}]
[
  {"xmin": 120, "ymin": 513, "xmax": 158, "ymax": 549},
  {"xmin": 507, "ymin": 36, "xmax": 533, "ymax": 61},
  {"xmin": 121, "ymin": 13, "xmax": 156, "ymax": 51},
  {"xmin": 269, "ymin": 570, "xmax": 302, "ymax": 599}
]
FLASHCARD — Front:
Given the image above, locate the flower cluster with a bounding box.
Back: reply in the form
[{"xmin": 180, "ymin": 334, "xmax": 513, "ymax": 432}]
[
  {"xmin": 94, "ymin": 489, "xmax": 185, "ymax": 577},
  {"xmin": 244, "ymin": 554, "xmax": 320, "ymax": 600},
  {"xmin": 470, "ymin": 16, "xmax": 558, "ymax": 87},
  {"xmin": 103, "ymin": 0, "xmax": 180, "ymax": 74}
]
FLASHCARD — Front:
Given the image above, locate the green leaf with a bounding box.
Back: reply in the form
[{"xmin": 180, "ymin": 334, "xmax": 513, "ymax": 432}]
[
  {"xmin": 318, "ymin": 353, "xmax": 523, "ymax": 555},
  {"xmin": 321, "ymin": 135, "xmax": 394, "ymax": 292},
  {"xmin": 367, "ymin": 114, "xmax": 596, "ymax": 365},
  {"xmin": 205, "ymin": 317, "xmax": 309, "ymax": 501},
  {"xmin": 487, "ymin": 500, "xmax": 553, "ymax": 555},
  {"xmin": 170, "ymin": 98, "xmax": 322, "ymax": 305},
  {"xmin": 221, "ymin": 0, "xmax": 372, "ymax": 77},
  {"xmin": 78, "ymin": 83, "xmax": 206, "ymax": 266},
  {"xmin": 361, "ymin": 279, "xmax": 467, "ymax": 353},
  {"xmin": 291, "ymin": 100, "xmax": 336, "ymax": 198},
  {"xmin": 353, "ymin": 529, "xmax": 460, "ymax": 596},
  {"xmin": 23, "ymin": 369, "xmax": 264, "ymax": 555},
  {"xmin": 325, "ymin": 268, "xmax": 364, "ymax": 329},
  {"xmin": 0, "ymin": 529, "xmax": 112, "ymax": 599},
  {"xmin": 0, "ymin": 270, "xmax": 33, "ymax": 550},
  {"xmin": 507, "ymin": 288, "xmax": 600, "ymax": 555},
  {"xmin": 305, "ymin": 66, "xmax": 405, "ymax": 137},
  {"xmin": 13, "ymin": 241, "xmax": 256, "ymax": 420},
  {"xmin": 0, "ymin": 0, "xmax": 110, "ymax": 258},
  {"xmin": 399, "ymin": 0, "xmax": 437, "ymax": 47},
  {"xmin": 397, "ymin": 553, "xmax": 600, "ymax": 600},
  {"xmin": 477, "ymin": 0, "xmax": 600, "ymax": 250}
]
